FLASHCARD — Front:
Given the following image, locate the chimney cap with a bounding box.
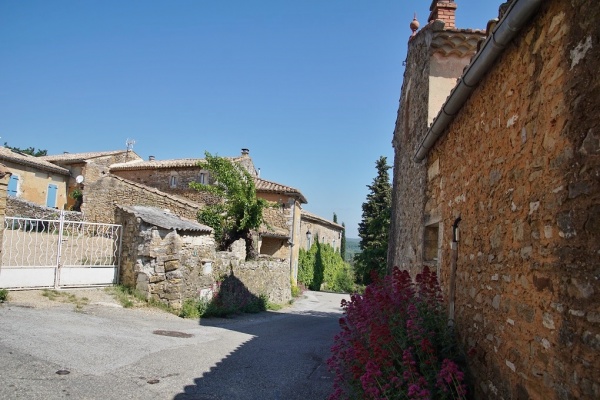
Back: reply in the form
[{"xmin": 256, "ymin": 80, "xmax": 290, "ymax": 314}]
[
  {"xmin": 241, "ymin": 148, "xmax": 250, "ymax": 156},
  {"xmin": 148, "ymin": 155, "xmax": 155, "ymax": 161}
]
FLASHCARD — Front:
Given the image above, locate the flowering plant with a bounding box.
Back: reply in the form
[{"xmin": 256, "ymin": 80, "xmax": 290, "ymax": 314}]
[{"xmin": 327, "ymin": 266, "xmax": 468, "ymax": 399}]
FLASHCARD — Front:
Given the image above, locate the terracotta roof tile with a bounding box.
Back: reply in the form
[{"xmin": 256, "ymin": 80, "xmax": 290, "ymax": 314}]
[
  {"xmin": 0, "ymin": 147, "xmax": 70, "ymax": 176},
  {"xmin": 41, "ymin": 150, "xmax": 134, "ymax": 162},
  {"xmin": 255, "ymin": 178, "xmax": 307, "ymax": 203},
  {"xmin": 110, "ymin": 156, "xmax": 246, "ymax": 171},
  {"xmin": 301, "ymin": 210, "xmax": 344, "ymax": 230}
]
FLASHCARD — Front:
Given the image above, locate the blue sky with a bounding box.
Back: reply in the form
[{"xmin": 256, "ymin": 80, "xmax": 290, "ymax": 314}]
[{"xmin": 1, "ymin": 1, "xmax": 500, "ymax": 238}]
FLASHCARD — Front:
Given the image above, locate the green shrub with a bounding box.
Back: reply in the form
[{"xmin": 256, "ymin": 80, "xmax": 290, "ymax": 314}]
[
  {"xmin": 298, "ymin": 241, "xmax": 355, "ymax": 293},
  {"xmin": 291, "ymin": 284, "xmax": 302, "ymax": 298},
  {"xmin": 179, "ymin": 298, "xmax": 201, "ymax": 319},
  {"xmin": 0, "ymin": 289, "xmax": 8, "ymax": 302}
]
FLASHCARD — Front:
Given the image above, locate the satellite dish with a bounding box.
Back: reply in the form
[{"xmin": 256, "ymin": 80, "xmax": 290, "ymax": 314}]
[{"xmin": 75, "ymin": 175, "xmax": 84, "ymax": 184}]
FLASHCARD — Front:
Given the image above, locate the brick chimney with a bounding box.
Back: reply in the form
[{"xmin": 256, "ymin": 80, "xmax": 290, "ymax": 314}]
[
  {"xmin": 428, "ymin": 0, "xmax": 457, "ymax": 29},
  {"xmin": 241, "ymin": 148, "xmax": 250, "ymax": 157}
]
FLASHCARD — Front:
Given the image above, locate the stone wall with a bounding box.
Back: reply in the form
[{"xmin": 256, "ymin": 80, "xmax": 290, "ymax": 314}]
[
  {"xmin": 388, "ymin": 24, "xmax": 434, "ymax": 274},
  {"xmin": 6, "ymin": 196, "xmax": 83, "ymax": 221},
  {"xmin": 80, "ymin": 152, "xmax": 141, "ymax": 184},
  {"xmin": 117, "ymin": 208, "xmax": 291, "ymax": 309},
  {"xmin": 299, "ymin": 213, "xmax": 343, "ymax": 252},
  {"xmin": 83, "ymin": 175, "xmax": 200, "ymax": 223},
  {"xmin": 389, "ymin": 21, "xmax": 483, "ymax": 275},
  {"xmin": 425, "ymin": 1, "xmax": 600, "ymax": 398},
  {"xmin": 111, "ymin": 168, "xmax": 221, "ymax": 205},
  {"xmin": 213, "ymin": 248, "xmax": 291, "ymax": 305}
]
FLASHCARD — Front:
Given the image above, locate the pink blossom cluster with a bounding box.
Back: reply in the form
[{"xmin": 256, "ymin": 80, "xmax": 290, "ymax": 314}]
[{"xmin": 327, "ymin": 267, "xmax": 468, "ymax": 399}]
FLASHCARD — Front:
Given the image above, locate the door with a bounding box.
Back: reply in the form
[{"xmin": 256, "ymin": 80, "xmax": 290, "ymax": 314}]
[
  {"xmin": 7, "ymin": 175, "xmax": 18, "ymax": 197},
  {"xmin": 46, "ymin": 184, "xmax": 58, "ymax": 208}
]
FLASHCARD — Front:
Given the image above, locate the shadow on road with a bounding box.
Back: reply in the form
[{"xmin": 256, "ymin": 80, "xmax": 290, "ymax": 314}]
[{"xmin": 173, "ymin": 277, "xmax": 345, "ymax": 400}]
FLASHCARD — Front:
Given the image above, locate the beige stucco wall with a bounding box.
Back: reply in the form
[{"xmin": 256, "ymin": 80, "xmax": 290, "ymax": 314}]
[
  {"xmin": 3, "ymin": 160, "xmax": 68, "ymax": 209},
  {"xmin": 428, "ymin": 53, "xmax": 473, "ymax": 125}
]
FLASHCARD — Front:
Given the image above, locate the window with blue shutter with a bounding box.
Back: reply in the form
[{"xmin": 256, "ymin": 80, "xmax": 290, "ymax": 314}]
[
  {"xmin": 7, "ymin": 175, "xmax": 19, "ymax": 197},
  {"xmin": 46, "ymin": 184, "xmax": 58, "ymax": 208}
]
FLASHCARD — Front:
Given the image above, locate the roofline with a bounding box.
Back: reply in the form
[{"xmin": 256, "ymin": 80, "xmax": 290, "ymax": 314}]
[
  {"xmin": 0, "ymin": 153, "xmax": 70, "ymax": 176},
  {"xmin": 301, "ymin": 211, "xmax": 344, "ymax": 230},
  {"xmin": 414, "ymin": 0, "xmax": 544, "ymax": 162},
  {"xmin": 255, "ymin": 177, "xmax": 308, "ymax": 204}
]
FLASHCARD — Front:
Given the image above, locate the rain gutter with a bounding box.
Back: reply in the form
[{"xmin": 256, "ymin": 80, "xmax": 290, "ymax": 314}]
[{"xmin": 413, "ymin": 0, "xmax": 544, "ymax": 162}]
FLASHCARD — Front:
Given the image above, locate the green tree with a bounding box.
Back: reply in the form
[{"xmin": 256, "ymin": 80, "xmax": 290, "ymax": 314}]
[
  {"xmin": 355, "ymin": 156, "xmax": 391, "ymax": 284},
  {"xmin": 190, "ymin": 152, "xmax": 267, "ymax": 260},
  {"xmin": 4, "ymin": 142, "xmax": 47, "ymax": 157},
  {"xmin": 340, "ymin": 222, "xmax": 346, "ymax": 261}
]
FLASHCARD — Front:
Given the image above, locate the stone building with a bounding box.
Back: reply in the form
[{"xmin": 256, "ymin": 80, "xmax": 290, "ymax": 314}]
[
  {"xmin": 42, "ymin": 149, "xmax": 142, "ymax": 210},
  {"xmin": 388, "ymin": 1, "xmax": 485, "ymax": 273},
  {"xmin": 0, "ymin": 146, "xmax": 70, "ymax": 209},
  {"xmin": 110, "ymin": 149, "xmax": 308, "ymax": 283},
  {"xmin": 389, "ymin": 0, "xmax": 600, "ymax": 398},
  {"xmin": 116, "ymin": 205, "xmax": 291, "ymax": 308},
  {"xmin": 299, "ymin": 210, "xmax": 344, "ymax": 252},
  {"xmin": 116, "ymin": 205, "xmax": 214, "ymax": 309}
]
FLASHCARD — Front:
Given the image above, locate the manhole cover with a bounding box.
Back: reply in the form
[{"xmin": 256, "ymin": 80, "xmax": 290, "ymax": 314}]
[
  {"xmin": 152, "ymin": 330, "xmax": 193, "ymax": 338},
  {"xmin": 56, "ymin": 370, "xmax": 70, "ymax": 375}
]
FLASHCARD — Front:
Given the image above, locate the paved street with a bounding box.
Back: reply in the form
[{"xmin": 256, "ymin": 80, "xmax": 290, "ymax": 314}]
[{"xmin": 0, "ymin": 290, "xmax": 349, "ymax": 400}]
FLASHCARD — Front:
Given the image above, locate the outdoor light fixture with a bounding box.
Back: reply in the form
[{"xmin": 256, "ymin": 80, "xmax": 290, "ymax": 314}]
[{"xmin": 306, "ymin": 230, "xmax": 312, "ymax": 242}]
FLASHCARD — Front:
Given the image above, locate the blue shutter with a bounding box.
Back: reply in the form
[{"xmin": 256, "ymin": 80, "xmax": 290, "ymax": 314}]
[
  {"xmin": 7, "ymin": 175, "xmax": 18, "ymax": 196},
  {"xmin": 46, "ymin": 184, "xmax": 58, "ymax": 208}
]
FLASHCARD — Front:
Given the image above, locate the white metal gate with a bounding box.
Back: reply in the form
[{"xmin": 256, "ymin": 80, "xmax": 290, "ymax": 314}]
[{"xmin": 0, "ymin": 213, "xmax": 122, "ymax": 289}]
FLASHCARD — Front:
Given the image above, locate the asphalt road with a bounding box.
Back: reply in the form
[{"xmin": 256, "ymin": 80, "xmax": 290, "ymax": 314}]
[{"xmin": 0, "ymin": 290, "xmax": 349, "ymax": 400}]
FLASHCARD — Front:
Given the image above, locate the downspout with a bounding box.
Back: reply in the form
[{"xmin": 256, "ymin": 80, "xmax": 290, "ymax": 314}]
[
  {"xmin": 448, "ymin": 216, "xmax": 461, "ymax": 327},
  {"xmin": 414, "ymin": 0, "xmax": 543, "ymax": 162}
]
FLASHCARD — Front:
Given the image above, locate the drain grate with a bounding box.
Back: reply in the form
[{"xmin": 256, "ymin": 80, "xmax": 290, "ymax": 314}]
[{"xmin": 152, "ymin": 330, "xmax": 193, "ymax": 338}]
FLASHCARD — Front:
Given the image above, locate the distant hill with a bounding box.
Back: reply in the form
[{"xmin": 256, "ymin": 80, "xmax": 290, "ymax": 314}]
[{"xmin": 345, "ymin": 238, "xmax": 360, "ymax": 263}]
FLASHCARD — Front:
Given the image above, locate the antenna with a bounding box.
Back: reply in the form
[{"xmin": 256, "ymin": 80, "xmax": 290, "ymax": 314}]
[{"xmin": 125, "ymin": 138, "xmax": 136, "ymax": 152}]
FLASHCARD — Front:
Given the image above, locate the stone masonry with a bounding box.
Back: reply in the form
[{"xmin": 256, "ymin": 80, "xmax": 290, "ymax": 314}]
[
  {"xmin": 84, "ymin": 175, "xmax": 200, "ymax": 223},
  {"xmin": 117, "ymin": 206, "xmax": 291, "ymax": 309},
  {"xmin": 391, "ymin": 0, "xmax": 600, "ymax": 398},
  {"xmin": 388, "ymin": 10, "xmax": 484, "ymax": 275}
]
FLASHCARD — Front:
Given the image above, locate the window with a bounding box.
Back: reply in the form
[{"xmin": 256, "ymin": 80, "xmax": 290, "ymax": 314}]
[
  {"xmin": 424, "ymin": 224, "xmax": 439, "ymax": 263},
  {"xmin": 46, "ymin": 184, "xmax": 58, "ymax": 208},
  {"xmin": 169, "ymin": 176, "xmax": 177, "ymax": 188},
  {"xmin": 7, "ymin": 174, "xmax": 19, "ymax": 197},
  {"xmin": 198, "ymin": 172, "xmax": 206, "ymax": 185}
]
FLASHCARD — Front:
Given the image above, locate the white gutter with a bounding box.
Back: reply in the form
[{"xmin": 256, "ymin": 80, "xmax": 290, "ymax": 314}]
[{"xmin": 413, "ymin": 0, "xmax": 544, "ymax": 162}]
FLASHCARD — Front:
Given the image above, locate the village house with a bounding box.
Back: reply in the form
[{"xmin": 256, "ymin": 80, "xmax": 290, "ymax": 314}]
[
  {"xmin": 0, "ymin": 146, "xmax": 71, "ymax": 210},
  {"xmin": 108, "ymin": 149, "xmax": 308, "ymax": 283},
  {"xmin": 41, "ymin": 149, "xmax": 142, "ymax": 210},
  {"xmin": 300, "ymin": 210, "xmax": 344, "ymax": 252},
  {"xmin": 389, "ymin": 0, "xmax": 599, "ymax": 398}
]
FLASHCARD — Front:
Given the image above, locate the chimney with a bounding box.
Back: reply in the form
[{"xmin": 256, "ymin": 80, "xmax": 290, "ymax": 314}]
[
  {"xmin": 241, "ymin": 148, "xmax": 249, "ymax": 156},
  {"xmin": 428, "ymin": 0, "xmax": 457, "ymax": 29},
  {"xmin": 148, "ymin": 155, "xmax": 155, "ymax": 161}
]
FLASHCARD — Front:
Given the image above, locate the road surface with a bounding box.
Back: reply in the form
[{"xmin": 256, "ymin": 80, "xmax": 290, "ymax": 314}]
[{"xmin": 0, "ymin": 289, "xmax": 349, "ymax": 400}]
